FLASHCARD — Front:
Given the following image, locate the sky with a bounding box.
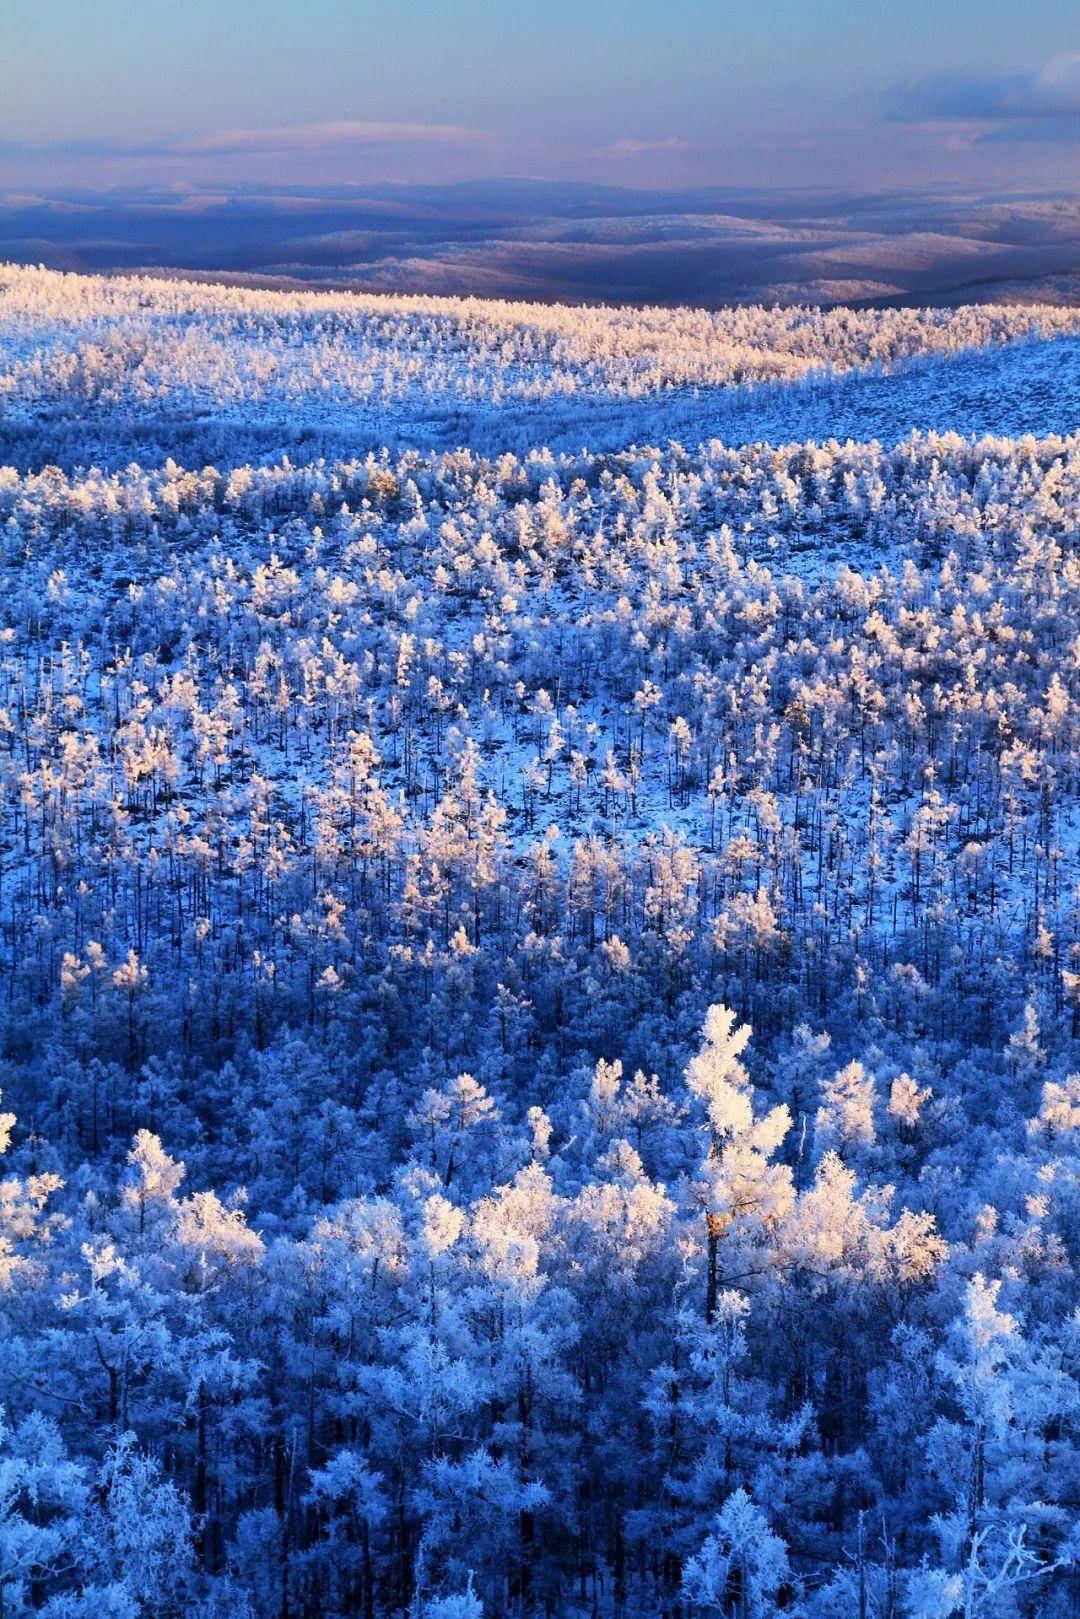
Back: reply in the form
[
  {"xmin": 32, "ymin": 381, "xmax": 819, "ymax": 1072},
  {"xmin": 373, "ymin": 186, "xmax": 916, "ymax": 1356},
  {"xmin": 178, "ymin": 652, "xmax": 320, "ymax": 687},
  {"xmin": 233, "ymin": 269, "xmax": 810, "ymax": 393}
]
[{"xmin": 2, "ymin": 0, "xmax": 1079, "ymax": 193}]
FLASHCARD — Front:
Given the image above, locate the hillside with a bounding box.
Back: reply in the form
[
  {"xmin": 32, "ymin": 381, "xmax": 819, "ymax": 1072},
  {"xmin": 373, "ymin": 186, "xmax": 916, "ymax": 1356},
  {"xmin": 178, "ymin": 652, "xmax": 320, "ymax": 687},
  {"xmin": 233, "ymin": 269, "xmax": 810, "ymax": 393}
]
[{"xmin": 0, "ymin": 268, "xmax": 1077, "ymax": 1619}]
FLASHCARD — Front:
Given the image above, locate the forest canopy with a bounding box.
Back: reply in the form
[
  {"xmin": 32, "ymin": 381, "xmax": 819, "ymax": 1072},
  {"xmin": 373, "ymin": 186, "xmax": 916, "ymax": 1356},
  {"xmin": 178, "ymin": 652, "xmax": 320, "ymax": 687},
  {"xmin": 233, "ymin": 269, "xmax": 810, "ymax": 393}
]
[{"xmin": 0, "ymin": 266, "xmax": 1077, "ymax": 1619}]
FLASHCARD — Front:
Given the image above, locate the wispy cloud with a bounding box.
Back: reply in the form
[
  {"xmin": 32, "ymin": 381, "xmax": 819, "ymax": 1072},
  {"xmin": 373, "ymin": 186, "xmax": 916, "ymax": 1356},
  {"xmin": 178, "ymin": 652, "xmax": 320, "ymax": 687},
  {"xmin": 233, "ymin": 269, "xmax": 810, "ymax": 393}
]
[
  {"xmin": 0, "ymin": 120, "xmax": 491, "ymax": 163},
  {"xmin": 606, "ymin": 137, "xmax": 693, "ymax": 158},
  {"xmin": 178, "ymin": 120, "xmax": 491, "ymax": 155}
]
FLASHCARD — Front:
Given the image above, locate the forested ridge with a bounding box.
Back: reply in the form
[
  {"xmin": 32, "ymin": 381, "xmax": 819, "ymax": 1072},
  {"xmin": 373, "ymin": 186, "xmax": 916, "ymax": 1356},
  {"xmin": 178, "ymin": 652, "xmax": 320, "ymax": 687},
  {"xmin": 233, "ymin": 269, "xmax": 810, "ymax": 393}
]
[{"xmin": 0, "ymin": 267, "xmax": 1077, "ymax": 1619}]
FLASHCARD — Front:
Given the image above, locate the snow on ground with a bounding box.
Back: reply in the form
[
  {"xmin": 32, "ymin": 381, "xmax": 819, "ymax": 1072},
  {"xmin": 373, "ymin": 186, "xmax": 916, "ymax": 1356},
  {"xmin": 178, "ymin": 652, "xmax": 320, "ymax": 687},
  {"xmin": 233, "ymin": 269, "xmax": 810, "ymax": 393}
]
[
  {"xmin": 0, "ymin": 268, "xmax": 1078, "ymax": 1619},
  {"xmin": 2, "ymin": 262, "xmax": 1079, "ymax": 468}
]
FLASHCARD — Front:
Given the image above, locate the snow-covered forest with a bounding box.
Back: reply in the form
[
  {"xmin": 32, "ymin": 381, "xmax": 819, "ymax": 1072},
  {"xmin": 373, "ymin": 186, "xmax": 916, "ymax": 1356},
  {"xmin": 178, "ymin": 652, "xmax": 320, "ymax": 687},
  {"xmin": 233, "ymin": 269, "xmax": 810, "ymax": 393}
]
[
  {"xmin": 0, "ymin": 265, "xmax": 1078, "ymax": 1619},
  {"xmin": 4, "ymin": 265, "xmax": 1080, "ymax": 463}
]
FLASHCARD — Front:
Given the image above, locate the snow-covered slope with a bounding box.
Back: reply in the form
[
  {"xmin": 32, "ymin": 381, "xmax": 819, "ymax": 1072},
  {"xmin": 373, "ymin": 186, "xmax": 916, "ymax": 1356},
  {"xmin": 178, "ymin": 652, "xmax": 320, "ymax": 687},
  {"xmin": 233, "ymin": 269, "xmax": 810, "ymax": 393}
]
[
  {"xmin": 3, "ymin": 262, "xmax": 1079, "ymax": 465},
  {"xmin": 0, "ymin": 267, "xmax": 1077, "ymax": 1619}
]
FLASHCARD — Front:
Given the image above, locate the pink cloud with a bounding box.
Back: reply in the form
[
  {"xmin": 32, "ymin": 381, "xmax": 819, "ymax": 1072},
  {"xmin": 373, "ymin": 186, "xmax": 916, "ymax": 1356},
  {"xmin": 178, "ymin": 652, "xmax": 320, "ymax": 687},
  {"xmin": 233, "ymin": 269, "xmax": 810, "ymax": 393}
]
[
  {"xmin": 606, "ymin": 136, "xmax": 693, "ymax": 157},
  {"xmin": 178, "ymin": 120, "xmax": 491, "ymax": 155}
]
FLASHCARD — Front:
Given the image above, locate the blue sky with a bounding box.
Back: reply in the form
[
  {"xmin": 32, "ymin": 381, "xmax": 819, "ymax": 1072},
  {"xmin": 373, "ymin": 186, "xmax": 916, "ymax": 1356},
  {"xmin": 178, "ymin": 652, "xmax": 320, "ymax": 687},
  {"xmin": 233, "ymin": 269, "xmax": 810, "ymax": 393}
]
[{"xmin": 3, "ymin": 0, "xmax": 1078, "ymax": 190}]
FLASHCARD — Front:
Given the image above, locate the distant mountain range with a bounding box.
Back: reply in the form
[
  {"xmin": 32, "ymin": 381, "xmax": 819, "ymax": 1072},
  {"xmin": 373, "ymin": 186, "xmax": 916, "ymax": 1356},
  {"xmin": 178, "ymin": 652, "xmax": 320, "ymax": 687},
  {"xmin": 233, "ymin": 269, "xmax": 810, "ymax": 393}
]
[{"xmin": 3, "ymin": 178, "xmax": 1079, "ymax": 307}]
